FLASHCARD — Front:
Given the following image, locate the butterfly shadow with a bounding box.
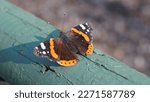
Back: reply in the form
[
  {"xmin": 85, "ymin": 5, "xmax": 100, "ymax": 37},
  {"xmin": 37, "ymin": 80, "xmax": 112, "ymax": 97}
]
[{"xmin": 0, "ymin": 30, "xmax": 61, "ymax": 67}]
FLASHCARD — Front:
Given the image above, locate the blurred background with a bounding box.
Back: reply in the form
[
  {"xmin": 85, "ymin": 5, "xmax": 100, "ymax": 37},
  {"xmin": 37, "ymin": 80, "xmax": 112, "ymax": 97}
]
[{"xmin": 9, "ymin": 0, "xmax": 150, "ymax": 76}]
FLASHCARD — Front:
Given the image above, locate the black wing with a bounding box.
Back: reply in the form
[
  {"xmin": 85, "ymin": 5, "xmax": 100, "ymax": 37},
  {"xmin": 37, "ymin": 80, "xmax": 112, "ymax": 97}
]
[
  {"xmin": 67, "ymin": 23, "xmax": 93, "ymax": 55},
  {"xmin": 50, "ymin": 38, "xmax": 78, "ymax": 66}
]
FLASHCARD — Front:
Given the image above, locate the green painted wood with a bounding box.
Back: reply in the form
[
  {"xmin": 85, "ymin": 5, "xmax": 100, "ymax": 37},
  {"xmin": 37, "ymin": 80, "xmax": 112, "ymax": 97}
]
[{"xmin": 0, "ymin": 0, "xmax": 150, "ymax": 85}]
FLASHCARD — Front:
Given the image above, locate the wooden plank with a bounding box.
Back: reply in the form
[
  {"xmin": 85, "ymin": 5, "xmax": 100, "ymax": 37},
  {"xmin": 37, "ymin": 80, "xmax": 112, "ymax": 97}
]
[{"xmin": 0, "ymin": 0, "xmax": 150, "ymax": 84}]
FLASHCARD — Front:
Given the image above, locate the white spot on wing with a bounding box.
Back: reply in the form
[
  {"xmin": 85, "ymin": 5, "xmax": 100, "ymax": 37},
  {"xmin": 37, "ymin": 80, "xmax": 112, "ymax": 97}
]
[
  {"xmin": 42, "ymin": 51, "xmax": 46, "ymax": 54},
  {"xmin": 87, "ymin": 29, "xmax": 90, "ymax": 32},
  {"xmin": 40, "ymin": 42, "xmax": 46, "ymax": 50},
  {"xmin": 80, "ymin": 24, "xmax": 86, "ymax": 30}
]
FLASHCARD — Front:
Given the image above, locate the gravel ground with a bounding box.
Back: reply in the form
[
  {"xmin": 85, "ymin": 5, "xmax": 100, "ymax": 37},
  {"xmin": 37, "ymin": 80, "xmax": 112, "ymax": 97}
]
[{"xmin": 9, "ymin": 0, "xmax": 150, "ymax": 76}]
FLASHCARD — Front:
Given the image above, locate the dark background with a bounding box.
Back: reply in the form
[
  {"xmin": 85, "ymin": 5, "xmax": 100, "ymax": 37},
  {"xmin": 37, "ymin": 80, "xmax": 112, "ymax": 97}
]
[{"xmin": 9, "ymin": 0, "xmax": 150, "ymax": 76}]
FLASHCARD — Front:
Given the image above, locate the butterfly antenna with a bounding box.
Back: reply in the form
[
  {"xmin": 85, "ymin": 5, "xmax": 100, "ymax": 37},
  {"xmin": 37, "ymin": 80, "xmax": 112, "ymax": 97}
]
[
  {"xmin": 58, "ymin": 11, "xmax": 68, "ymax": 37},
  {"xmin": 60, "ymin": 12, "xmax": 67, "ymax": 32}
]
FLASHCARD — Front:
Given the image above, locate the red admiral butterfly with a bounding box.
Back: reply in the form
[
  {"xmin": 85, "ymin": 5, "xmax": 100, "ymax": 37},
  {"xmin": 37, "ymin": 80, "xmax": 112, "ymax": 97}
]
[{"xmin": 33, "ymin": 23, "xmax": 93, "ymax": 66}]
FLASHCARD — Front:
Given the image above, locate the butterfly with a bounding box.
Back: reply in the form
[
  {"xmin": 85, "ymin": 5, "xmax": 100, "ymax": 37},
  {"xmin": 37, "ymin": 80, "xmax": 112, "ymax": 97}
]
[{"xmin": 33, "ymin": 23, "xmax": 93, "ymax": 67}]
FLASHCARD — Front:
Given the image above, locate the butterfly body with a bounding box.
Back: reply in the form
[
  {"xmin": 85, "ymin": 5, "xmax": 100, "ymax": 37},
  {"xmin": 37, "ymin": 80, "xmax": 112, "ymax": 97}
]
[{"xmin": 33, "ymin": 23, "xmax": 93, "ymax": 67}]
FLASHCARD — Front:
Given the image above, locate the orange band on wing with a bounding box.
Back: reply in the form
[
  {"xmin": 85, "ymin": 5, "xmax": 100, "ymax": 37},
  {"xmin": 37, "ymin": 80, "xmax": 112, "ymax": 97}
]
[
  {"xmin": 57, "ymin": 59, "xmax": 77, "ymax": 67},
  {"xmin": 49, "ymin": 38, "xmax": 58, "ymax": 59},
  {"xmin": 71, "ymin": 28, "xmax": 90, "ymax": 42},
  {"xmin": 86, "ymin": 43, "xmax": 93, "ymax": 55}
]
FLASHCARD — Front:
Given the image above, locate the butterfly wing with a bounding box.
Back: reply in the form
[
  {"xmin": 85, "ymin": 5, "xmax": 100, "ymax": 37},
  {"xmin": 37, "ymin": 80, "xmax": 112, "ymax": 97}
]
[
  {"xmin": 33, "ymin": 40, "xmax": 51, "ymax": 58},
  {"xmin": 50, "ymin": 38, "xmax": 78, "ymax": 66},
  {"xmin": 67, "ymin": 23, "xmax": 93, "ymax": 55},
  {"xmin": 33, "ymin": 38, "xmax": 78, "ymax": 67}
]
